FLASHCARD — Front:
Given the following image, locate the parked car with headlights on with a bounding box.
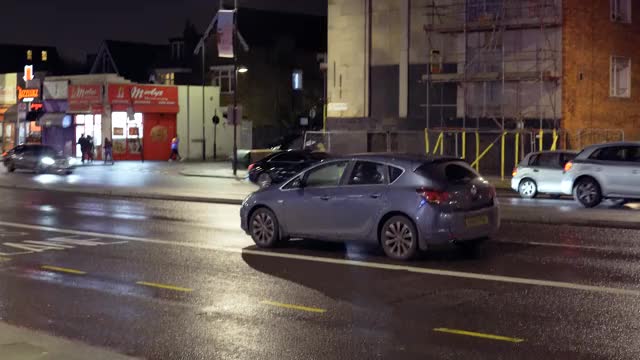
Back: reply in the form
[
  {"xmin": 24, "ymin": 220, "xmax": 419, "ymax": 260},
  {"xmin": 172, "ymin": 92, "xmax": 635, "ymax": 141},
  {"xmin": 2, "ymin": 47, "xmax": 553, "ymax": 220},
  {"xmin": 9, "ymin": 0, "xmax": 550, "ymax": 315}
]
[
  {"xmin": 511, "ymin": 150, "xmax": 577, "ymax": 199},
  {"xmin": 2, "ymin": 144, "xmax": 76, "ymax": 175},
  {"xmin": 561, "ymin": 142, "xmax": 640, "ymax": 207},
  {"xmin": 241, "ymin": 154, "xmax": 499, "ymax": 260}
]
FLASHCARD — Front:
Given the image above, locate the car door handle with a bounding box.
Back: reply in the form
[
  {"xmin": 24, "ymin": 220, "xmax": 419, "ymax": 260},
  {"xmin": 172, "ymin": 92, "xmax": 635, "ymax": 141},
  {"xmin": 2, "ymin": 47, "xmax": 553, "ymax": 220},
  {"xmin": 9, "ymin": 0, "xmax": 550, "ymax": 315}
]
[
  {"xmin": 370, "ymin": 193, "xmax": 381, "ymax": 199},
  {"xmin": 633, "ymin": 170, "xmax": 640, "ymax": 175},
  {"xmin": 533, "ymin": 169, "xmax": 539, "ymax": 173},
  {"xmin": 319, "ymin": 195, "xmax": 331, "ymax": 201}
]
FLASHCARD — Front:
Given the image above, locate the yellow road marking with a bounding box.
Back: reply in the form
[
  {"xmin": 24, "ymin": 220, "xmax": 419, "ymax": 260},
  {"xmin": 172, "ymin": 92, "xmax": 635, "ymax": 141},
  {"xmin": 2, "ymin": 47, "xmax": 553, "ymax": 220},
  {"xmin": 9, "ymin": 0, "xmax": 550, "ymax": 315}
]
[
  {"xmin": 434, "ymin": 328, "xmax": 524, "ymax": 343},
  {"xmin": 136, "ymin": 281, "xmax": 193, "ymax": 292},
  {"xmin": 261, "ymin": 300, "xmax": 326, "ymax": 313},
  {"xmin": 41, "ymin": 265, "xmax": 86, "ymax": 275}
]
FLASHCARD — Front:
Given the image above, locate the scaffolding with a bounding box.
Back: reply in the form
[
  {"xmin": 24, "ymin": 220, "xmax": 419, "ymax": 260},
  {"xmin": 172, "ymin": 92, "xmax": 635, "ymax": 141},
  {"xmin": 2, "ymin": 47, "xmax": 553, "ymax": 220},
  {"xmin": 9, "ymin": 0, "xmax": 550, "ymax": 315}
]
[{"xmin": 422, "ymin": 0, "xmax": 562, "ymax": 132}]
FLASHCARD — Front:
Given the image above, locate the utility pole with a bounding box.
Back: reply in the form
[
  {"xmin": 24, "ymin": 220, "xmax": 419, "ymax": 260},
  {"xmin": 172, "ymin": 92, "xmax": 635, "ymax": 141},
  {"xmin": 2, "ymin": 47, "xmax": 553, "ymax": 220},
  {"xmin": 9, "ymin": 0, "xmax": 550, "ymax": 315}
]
[
  {"xmin": 201, "ymin": 48, "xmax": 206, "ymax": 161},
  {"xmin": 232, "ymin": 0, "xmax": 239, "ymax": 175}
]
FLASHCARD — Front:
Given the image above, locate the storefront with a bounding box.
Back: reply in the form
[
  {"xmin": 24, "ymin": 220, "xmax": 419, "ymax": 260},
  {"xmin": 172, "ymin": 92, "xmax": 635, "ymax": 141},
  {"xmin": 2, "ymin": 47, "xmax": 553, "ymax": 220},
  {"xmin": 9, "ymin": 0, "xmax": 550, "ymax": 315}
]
[
  {"xmin": 68, "ymin": 84, "xmax": 104, "ymax": 158},
  {"xmin": 107, "ymin": 84, "xmax": 178, "ymax": 161},
  {"xmin": 0, "ymin": 73, "xmax": 18, "ymax": 152}
]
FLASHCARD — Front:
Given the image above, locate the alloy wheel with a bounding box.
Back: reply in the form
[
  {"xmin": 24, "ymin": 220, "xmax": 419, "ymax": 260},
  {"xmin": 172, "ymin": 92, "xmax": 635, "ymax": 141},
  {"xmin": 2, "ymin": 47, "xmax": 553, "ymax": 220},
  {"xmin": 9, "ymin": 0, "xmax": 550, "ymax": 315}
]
[
  {"xmin": 383, "ymin": 221, "xmax": 415, "ymax": 259},
  {"xmin": 251, "ymin": 211, "xmax": 276, "ymax": 246},
  {"xmin": 576, "ymin": 180, "xmax": 601, "ymax": 207},
  {"xmin": 519, "ymin": 180, "xmax": 537, "ymax": 198}
]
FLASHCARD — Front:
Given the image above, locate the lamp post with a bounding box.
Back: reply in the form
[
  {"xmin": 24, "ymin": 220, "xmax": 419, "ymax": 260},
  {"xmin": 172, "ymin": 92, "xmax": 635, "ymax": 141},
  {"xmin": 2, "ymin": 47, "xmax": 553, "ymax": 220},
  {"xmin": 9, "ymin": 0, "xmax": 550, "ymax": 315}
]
[{"xmin": 232, "ymin": 3, "xmax": 239, "ymax": 175}]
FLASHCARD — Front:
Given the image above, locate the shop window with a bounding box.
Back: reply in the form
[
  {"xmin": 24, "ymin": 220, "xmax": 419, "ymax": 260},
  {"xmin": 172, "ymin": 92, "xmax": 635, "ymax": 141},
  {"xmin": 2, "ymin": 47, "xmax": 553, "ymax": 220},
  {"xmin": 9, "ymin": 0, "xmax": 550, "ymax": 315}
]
[
  {"xmin": 26, "ymin": 50, "xmax": 32, "ymax": 61},
  {"xmin": 611, "ymin": 0, "xmax": 632, "ymax": 23},
  {"xmin": 611, "ymin": 56, "xmax": 631, "ymax": 98},
  {"xmin": 211, "ymin": 66, "xmax": 234, "ymax": 94},
  {"xmin": 41, "ymin": 51, "xmax": 48, "ymax": 62},
  {"xmin": 112, "ymin": 112, "xmax": 143, "ymax": 155},
  {"xmin": 74, "ymin": 114, "xmax": 102, "ymax": 156}
]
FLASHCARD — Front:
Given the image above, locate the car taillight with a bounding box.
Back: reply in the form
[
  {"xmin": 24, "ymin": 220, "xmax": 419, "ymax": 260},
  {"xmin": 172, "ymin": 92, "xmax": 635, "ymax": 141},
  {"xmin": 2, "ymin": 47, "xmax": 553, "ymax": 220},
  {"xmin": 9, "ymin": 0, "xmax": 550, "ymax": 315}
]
[
  {"xmin": 512, "ymin": 167, "xmax": 518, "ymax": 177},
  {"xmin": 247, "ymin": 163, "xmax": 255, "ymax": 171},
  {"xmin": 417, "ymin": 188, "xmax": 450, "ymax": 205},
  {"xmin": 564, "ymin": 161, "xmax": 573, "ymax": 173},
  {"xmin": 1, "ymin": 152, "xmax": 6, "ymax": 157}
]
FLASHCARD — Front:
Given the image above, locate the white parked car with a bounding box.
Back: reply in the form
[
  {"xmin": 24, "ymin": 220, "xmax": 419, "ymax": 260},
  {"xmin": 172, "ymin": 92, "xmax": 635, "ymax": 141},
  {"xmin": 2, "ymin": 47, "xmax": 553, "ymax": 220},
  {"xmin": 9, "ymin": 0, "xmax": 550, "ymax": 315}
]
[
  {"xmin": 511, "ymin": 151, "xmax": 577, "ymax": 199},
  {"xmin": 561, "ymin": 142, "xmax": 640, "ymax": 208}
]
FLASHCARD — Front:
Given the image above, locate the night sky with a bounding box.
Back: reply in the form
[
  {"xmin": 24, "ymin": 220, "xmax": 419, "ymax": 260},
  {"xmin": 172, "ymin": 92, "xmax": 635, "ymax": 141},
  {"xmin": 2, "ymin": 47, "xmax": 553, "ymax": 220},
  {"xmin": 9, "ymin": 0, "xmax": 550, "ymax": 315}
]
[{"xmin": 0, "ymin": 0, "xmax": 326, "ymax": 61}]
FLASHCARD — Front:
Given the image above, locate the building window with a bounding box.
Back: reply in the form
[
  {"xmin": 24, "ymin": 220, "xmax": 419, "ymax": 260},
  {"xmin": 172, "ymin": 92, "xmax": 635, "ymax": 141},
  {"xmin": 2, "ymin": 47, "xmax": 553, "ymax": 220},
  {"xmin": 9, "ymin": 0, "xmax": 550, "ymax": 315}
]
[
  {"xmin": 611, "ymin": 0, "xmax": 632, "ymax": 23},
  {"xmin": 211, "ymin": 66, "xmax": 234, "ymax": 94},
  {"xmin": 171, "ymin": 41, "xmax": 184, "ymax": 61},
  {"xmin": 26, "ymin": 50, "xmax": 32, "ymax": 61},
  {"xmin": 41, "ymin": 51, "xmax": 48, "ymax": 62},
  {"xmin": 611, "ymin": 56, "xmax": 631, "ymax": 98},
  {"xmin": 164, "ymin": 72, "xmax": 175, "ymax": 85}
]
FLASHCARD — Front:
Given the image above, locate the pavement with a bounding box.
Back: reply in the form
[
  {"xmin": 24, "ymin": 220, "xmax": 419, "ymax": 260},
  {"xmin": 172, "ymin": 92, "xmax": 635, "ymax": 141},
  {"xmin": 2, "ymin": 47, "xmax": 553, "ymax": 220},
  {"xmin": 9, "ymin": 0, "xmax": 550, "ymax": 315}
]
[
  {"xmin": 1, "ymin": 189, "xmax": 640, "ymax": 359},
  {"xmin": 0, "ymin": 322, "xmax": 136, "ymax": 359}
]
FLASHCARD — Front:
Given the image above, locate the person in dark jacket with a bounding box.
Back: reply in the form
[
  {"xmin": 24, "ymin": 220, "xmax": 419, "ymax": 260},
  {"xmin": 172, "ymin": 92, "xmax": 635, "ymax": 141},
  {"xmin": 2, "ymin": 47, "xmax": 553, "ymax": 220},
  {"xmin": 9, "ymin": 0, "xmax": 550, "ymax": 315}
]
[
  {"xmin": 104, "ymin": 137, "xmax": 114, "ymax": 165},
  {"xmin": 78, "ymin": 134, "xmax": 87, "ymax": 164}
]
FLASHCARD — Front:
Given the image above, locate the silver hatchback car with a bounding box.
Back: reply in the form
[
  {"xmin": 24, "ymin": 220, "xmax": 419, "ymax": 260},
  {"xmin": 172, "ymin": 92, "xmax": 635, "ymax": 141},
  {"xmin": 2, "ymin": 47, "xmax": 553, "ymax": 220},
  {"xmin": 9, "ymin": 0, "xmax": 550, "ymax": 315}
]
[
  {"xmin": 511, "ymin": 151, "xmax": 577, "ymax": 199},
  {"xmin": 561, "ymin": 142, "xmax": 640, "ymax": 207},
  {"xmin": 240, "ymin": 154, "xmax": 500, "ymax": 260}
]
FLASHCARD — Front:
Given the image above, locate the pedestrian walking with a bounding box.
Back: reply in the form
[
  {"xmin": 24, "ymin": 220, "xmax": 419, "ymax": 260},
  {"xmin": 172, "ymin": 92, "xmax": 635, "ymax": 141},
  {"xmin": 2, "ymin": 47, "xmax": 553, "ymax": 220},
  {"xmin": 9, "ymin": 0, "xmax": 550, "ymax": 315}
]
[
  {"xmin": 78, "ymin": 134, "xmax": 87, "ymax": 164},
  {"xmin": 104, "ymin": 137, "xmax": 114, "ymax": 165},
  {"xmin": 86, "ymin": 136, "xmax": 95, "ymax": 163},
  {"xmin": 169, "ymin": 135, "xmax": 181, "ymax": 161}
]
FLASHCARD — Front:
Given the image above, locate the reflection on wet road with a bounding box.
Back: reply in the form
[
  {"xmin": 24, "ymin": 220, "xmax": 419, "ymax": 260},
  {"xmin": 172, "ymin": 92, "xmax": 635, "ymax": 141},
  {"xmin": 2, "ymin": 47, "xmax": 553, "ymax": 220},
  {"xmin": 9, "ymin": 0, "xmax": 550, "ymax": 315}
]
[{"xmin": 1, "ymin": 188, "xmax": 640, "ymax": 359}]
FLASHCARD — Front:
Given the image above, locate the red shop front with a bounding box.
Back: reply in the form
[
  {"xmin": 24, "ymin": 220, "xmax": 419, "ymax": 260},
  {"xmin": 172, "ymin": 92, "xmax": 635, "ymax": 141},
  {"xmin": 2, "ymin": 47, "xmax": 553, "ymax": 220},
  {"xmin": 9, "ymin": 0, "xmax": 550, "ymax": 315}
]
[{"xmin": 107, "ymin": 84, "xmax": 179, "ymax": 161}]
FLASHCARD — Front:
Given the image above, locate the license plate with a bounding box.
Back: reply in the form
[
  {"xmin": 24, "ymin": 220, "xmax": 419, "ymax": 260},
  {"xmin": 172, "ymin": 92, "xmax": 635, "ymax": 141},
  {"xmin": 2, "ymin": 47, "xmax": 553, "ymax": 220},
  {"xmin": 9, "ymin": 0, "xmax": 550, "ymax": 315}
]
[{"xmin": 465, "ymin": 215, "xmax": 489, "ymax": 227}]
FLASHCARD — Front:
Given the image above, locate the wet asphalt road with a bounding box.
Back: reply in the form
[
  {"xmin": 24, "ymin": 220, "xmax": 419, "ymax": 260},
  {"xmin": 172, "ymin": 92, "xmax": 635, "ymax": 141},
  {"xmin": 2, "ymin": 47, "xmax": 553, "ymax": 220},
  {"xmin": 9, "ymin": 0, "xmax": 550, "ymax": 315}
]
[{"xmin": 1, "ymin": 189, "xmax": 640, "ymax": 359}]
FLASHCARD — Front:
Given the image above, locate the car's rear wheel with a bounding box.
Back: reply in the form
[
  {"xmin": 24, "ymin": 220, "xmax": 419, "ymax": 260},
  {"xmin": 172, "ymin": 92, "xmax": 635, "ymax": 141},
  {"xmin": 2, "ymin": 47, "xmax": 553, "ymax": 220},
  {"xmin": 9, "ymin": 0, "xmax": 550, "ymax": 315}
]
[
  {"xmin": 257, "ymin": 173, "xmax": 272, "ymax": 188},
  {"xmin": 6, "ymin": 161, "xmax": 15, "ymax": 173},
  {"xmin": 574, "ymin": 178, "xmax": 602, "ymax": 208},
  {"xmin": 250, "ymin": 208, "xmax": 280, "ymax": 248},
  {"xmin": 381, "ymin": 216, "xmax": 418, "ymax": 261},
  {"xmin": 518, "ymin": 179, "xmax": 537, "ymax": 199}
]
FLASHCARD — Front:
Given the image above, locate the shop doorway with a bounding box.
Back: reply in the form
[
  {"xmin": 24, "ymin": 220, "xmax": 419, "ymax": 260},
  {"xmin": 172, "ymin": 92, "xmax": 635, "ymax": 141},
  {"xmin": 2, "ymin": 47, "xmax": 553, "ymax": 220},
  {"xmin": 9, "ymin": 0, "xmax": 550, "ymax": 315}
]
[
  {"xmin": 112, "ymin": 112, "xmax": 143, "ymax": 161},
  {"xmin": 75, "ymin": 114, "xmax": 102, "ymax": 157}
]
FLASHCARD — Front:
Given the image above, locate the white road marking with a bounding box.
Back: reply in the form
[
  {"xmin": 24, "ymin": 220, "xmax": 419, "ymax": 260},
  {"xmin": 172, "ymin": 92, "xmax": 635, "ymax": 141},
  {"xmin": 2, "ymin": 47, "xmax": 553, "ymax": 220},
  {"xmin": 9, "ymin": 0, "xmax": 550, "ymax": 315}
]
[
  {"xmin": 0, "ymin": 220, "xmax": 638, "ymax": 297},
  {"xmin": 496, "ymin": 240, "xmax": 632, "ymax": 252}
]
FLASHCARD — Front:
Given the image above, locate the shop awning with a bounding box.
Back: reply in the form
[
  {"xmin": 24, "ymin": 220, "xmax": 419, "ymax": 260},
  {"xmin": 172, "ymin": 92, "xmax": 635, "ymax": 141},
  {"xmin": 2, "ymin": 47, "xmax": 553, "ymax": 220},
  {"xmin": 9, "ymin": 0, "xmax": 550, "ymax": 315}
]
[{"xmin": 38, "ymin": 113, "xmax": 73, "ymax": 128}]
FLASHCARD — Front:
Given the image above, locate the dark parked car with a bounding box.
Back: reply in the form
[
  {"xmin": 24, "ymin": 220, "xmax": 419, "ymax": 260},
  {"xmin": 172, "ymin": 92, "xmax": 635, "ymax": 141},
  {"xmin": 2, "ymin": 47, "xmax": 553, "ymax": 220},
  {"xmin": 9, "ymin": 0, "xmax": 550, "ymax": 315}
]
[
  {"xmin": 241, "ymin": 154, "xmax": 500, "ymax": 260},
  {"xmin": 248, "ymin": 150, "xmax": 330, "ymax": 188},
  {"xmin": 2, "ymin": 144, "xmax": 76, "ymax": 175}
]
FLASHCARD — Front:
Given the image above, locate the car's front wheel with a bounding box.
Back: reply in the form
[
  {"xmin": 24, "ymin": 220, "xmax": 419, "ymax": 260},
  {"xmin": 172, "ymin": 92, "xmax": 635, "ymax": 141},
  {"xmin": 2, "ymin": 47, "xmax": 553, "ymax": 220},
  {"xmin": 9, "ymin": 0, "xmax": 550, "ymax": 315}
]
[
  {"xmin": 518, "ymin": 179, "xmax": 538, "ymax": 199},
  {"xmin": 5, "ymin": 161, "xmax": 15, "ymax": 173},
  {"xmin": 380, "ymin": 216, "xmax": 418, "ymax": 261},
  {"xmin": 574, "ymin": 178, "xmax": 602, "ymax": 208},
  {"xmin": 250, "ymin": 208, "xmax": 280, "ymax": 248}
]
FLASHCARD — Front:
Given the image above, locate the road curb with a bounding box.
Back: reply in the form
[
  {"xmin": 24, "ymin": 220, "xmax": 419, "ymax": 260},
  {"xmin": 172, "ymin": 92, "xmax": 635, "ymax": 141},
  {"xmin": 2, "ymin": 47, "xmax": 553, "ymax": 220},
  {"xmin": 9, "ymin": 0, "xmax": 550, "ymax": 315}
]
[
  {"xmin": 178, "ymin": 170, "xmax": 247, "ymax": 180},
  {"xmin": 0, "ymin": 183, "xmax": 244, "ymax": 205}
]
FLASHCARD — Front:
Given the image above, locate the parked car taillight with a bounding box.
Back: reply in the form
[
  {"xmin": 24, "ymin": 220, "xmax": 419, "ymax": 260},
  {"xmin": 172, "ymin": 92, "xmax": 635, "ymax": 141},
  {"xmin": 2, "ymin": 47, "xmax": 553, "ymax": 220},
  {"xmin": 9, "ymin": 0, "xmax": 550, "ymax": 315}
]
[
  {"xmin": 417, "ymin": 188, "xmax": 450, "ymax": 205},
  {"xmin": 248, "ymin": 163, "xmax": 255, "ymax": 171},
  {"xmin": 512, "ymin": 167, "xmax": 518, "ymax": 177},
  {"xmin": 564, "ymin": 161, "xmax": 573, "ymax": 173}
]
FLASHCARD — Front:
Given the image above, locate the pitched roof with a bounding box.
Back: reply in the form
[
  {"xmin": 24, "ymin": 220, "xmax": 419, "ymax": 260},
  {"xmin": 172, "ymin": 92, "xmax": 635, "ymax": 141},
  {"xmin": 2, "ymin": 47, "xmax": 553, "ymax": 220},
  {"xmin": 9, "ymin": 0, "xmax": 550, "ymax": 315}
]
[{"xmin": 101, "ymin": 40, "xmax": 170, "ymax": 83}]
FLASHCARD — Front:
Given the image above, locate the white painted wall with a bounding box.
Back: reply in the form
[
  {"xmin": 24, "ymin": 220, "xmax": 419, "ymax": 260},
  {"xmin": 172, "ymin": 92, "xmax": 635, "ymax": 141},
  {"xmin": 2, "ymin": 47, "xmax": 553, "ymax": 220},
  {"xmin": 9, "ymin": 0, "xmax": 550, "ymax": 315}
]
[{"xmin": 177, "ymin": 85, "xmax": 249, "ymax": 160}]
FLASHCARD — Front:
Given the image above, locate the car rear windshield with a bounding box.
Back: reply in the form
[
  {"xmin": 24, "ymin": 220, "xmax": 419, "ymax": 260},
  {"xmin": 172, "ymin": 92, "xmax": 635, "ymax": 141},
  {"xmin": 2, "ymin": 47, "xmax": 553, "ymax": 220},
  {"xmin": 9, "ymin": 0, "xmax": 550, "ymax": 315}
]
[{"xmin": 416, "ymin": 161, "xmax": 479, "ymax": 184}]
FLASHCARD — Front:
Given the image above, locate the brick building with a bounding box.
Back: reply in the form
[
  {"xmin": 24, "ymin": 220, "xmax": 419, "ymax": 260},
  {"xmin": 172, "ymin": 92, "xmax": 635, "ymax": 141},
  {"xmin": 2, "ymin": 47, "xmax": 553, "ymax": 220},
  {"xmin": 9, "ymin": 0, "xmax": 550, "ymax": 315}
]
[{"xmin": 326, "ymin": 0, "xmax": 639, "ymax": 148}]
